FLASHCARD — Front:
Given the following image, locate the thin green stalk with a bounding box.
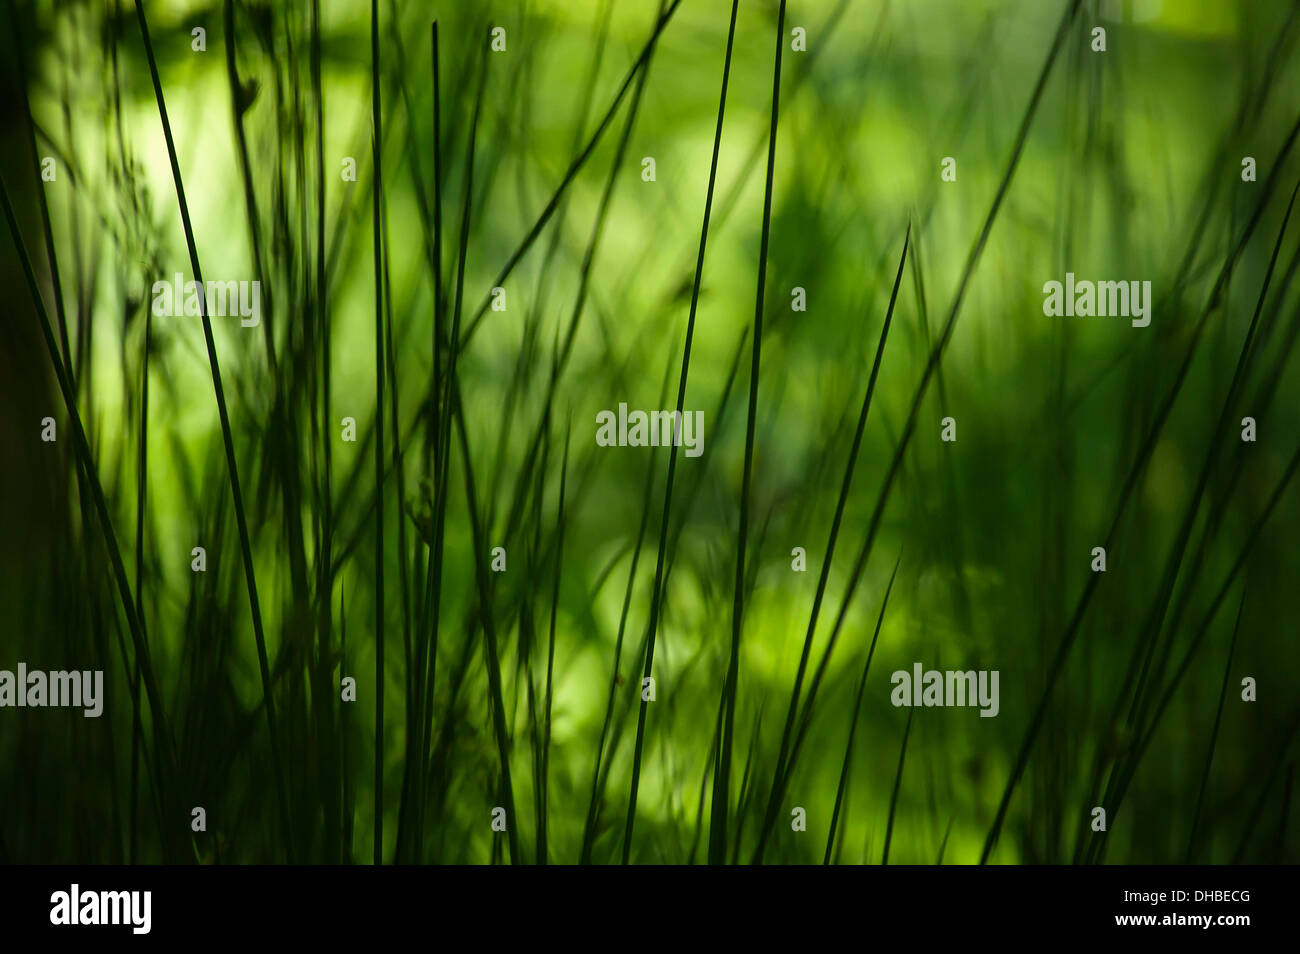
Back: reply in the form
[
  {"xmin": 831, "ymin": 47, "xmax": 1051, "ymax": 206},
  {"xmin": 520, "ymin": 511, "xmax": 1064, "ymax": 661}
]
[
  {"xmin": 710, "ymin": 0, "xmax": 766, "ymax": 866},
  {"xmin": 0, "ymin": 171, "xmax": 177, "ymax": 846},
  {"xmin": 458, "ymin": 0, "xmax": 683, "ymax": 353},
  {"xmin": 882, "ymin": 706, "xmax": 914, "ymax": 865},
  {"xmin": 538, "ymin": 426, "xmax": 569, "ymax": 865},
  {"xmin": 310, "ymin": 0, "xmax": 340, "ymax": 865},
  {"xmin": 383, "ymin": 201, "xmax": 416, "ymax": 862},
  {"xmin": 421, "ymin": 21, "xmax": 491, "ymax": 845},
  {"xmin": 823, "ymin": 555, "xmax": 900, "ymax": 864},
  {"xmin": 753, "ymin": 226, "xmax": 910, "ymax": 862},
  {"xmin": 1092, "ymin": 443, "xmax": 1300, "ymax": 855},
  {"xmin": 5, "ymin": 0, "xmax": 73, "ymax": 372},
  {"xmin": 370, "ymin": 0, "xmax": 386, "ymax": 867},
  {"xmin": 622, "ymin": 0, "xmax": 743, "ymax": 863},
  {"xmin": 1185, "ymin": 584, "xmax": 1246, "ymax": 861},
  {"xmin": 454, "ymin": 399, "xmax": 521, "ymax": 864},
  {"xmin": 579, "ymin": 438, "xmax": 658, "ymax": 862},
  {"xmin": 412, "ymin": 17, "xmax": 444, "ymax": 863},
  {"xmin": 983, "ymin": 107, "xmax": 1300, "ymax": 863},
  {"xmin": 222, "ymin": 0, "xmax": 277, "ymax": 375}
]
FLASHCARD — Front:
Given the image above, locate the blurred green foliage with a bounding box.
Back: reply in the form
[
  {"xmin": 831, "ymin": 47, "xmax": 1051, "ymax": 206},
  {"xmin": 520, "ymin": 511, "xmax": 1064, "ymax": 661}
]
[{"xmin": 1, "ymin": 0, "xmax": 1299, "ymax": 864}]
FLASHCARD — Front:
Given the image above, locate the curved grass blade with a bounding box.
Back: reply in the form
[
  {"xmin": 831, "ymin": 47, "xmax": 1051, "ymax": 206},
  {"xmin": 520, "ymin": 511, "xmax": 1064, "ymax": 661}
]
[{"xmin": 131, "ymin": 0, "xmax": 293, "ymax": 862}]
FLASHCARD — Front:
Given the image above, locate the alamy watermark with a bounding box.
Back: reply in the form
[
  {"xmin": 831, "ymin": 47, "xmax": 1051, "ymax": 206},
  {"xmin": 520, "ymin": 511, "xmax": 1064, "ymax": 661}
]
[
  {"xmin": 1042, "ymin": 272, "xmax": 1151, "ymax": 327},
  {"xmin": 0, "ymin": 664, "xmax": 103, "ymax": 717},
  {"xmin": 151, "ymin": 273, "xmax": 261, "ymax": 327},
  {"xmin": 50, "ymin": 884, "xmax": 151, "ymax": 934},
  {"xmin": 891, "ymin": 663, "xmax": 999, "ymax": 717},
  {"xmin": 595, "ymin": 403, "xmax": 704, "ymax": 458}
]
